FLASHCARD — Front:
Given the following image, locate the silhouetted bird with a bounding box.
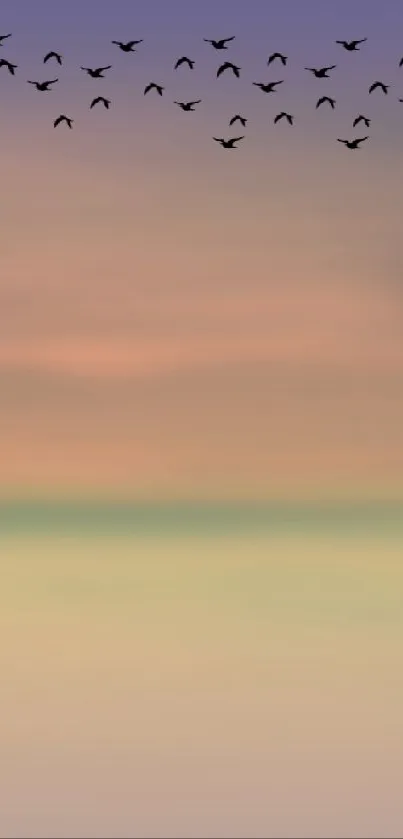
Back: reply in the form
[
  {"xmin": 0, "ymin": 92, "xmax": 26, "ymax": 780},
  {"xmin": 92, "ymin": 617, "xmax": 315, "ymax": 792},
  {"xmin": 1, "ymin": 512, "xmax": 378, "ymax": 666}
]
[
  {"xmin": 54, "ymin": 114, "xmax": 73, "ymax": 128},
  {"xmin": 353, "ymin": 114, "xmax": 370, "ymax": 127},
  {"xmin": 368, "ymin": 81, "xmax": 388, "ymax": 94},
  {"xmin": 335, "ymin": 38, "xmax": 367, "ymax": 51},
  {"xmin": 274, "ymin": 111, "xmax": 293, "ymax": 124},
  {"xmin": 27, "ymin": 79, "xmax": 58, "ymax": 91},
  {"xmin": 305, "ymin": 65, "xmax": 336, "ymax": 78},
  {"xmin": 337, "ymin": 136, "xmax": 368, "ymax": 149},
  {"xmin": 174, "ymin": 56, "xmax": 194, "ymax": 69},
  {"xmin": 81, "ymin": 66, "xmax": 112, "ymax": 78},
  {"xmin": 399, "ymin": 57, "xmax": 403, "ymax": 67},
  {"xmin": 0, "ymin": 58, "xmax": 17, "ymax": 74},
  {"xmin": 144, "ymin": 82, "xmax": 164, "ymax": 95},
  {"xmin": 90, "ymin": 96, "xmax": 110, "ymax": 109},
  {"xmin": 267, "ymin": 52, "xmax": 287, "ymax": 66},
  {"xmin": 316, "ymin": 95, "xmax": 335, "ymax": 108},
  {"xmin": 44, "ymin": 51, "xmax": 62, "ymax": 64},
  {"xmin": 0, "ymin": 33, "xmax": 12, "ymax": 45},
  {"xmin": 112, "ymin": 40, "xmax": 142, "ymax": 52},
  {"xmin": 217, "ymin": 61, "xmax": 240, "ymax": 78},
  {"xmin": 213, "ymin": 136, "xmax": 244, "ymax": 148},
  {"xmin": 204, "ymin": 37, "xmax": 235, "ymax": 50},
  {"xmin": 174, "ymin": 99, "xmax": 201, "ymax": 111},
  {"xmin": 253, "ymin": 80, "xmax": 283, "ymax": 92},
  {"xmin": 229, "ymin": 114, "xmax": 247, "ymax": 126}
]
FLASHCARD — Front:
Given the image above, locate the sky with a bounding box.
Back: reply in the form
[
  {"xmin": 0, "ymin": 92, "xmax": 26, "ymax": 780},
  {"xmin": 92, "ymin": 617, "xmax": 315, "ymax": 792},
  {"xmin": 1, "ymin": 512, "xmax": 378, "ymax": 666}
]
[{"xmin": 1, "ymin": 0, "xmax": 403, "ymax": 501}]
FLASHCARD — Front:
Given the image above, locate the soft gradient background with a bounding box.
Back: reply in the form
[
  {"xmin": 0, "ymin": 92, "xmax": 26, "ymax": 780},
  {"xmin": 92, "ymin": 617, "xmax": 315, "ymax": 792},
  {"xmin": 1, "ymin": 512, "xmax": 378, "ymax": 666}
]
[{"xmin": 1, "ymin": 1, "xmax": 403, "ymax": 836}]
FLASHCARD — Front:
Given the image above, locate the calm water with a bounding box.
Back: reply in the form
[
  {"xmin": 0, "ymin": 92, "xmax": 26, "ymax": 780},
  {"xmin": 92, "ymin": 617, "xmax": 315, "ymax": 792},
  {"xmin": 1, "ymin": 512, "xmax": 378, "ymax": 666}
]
[{"xmin": 1, "ymin": 503, "xmax": 402, "ymax": 837}]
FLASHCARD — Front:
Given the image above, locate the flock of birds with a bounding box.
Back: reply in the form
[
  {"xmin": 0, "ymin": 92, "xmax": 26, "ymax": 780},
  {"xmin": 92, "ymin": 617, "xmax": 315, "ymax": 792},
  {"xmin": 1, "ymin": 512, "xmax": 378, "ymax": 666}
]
[{"xmin": 1, "ymin": 32, "xmax": 402, "ymax": 149}]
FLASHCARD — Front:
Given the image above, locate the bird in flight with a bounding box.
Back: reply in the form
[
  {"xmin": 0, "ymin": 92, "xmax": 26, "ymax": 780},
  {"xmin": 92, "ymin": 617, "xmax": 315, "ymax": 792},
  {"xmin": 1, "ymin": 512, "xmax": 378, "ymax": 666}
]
[
  {"xmin": 90, "ymin": 96, "xmax": 110, "ymax": 109},
  {"xmin": 27, "ymin": 78, "xmax": 58, "ymax": 91},
  {"xmin": 112, "ymin": 40, "xmax": 142, "ymax": 52},
  {"xmin": 353, "ymin": 114, "xmax": 370, "ymax": 128},
  {"xmin": 253, "ymin": 80, "xmax": 283, "ymax": 93},
  {"xmin": 369, "ymin": 80, "xmax": 388, "ymax": 94},
  {"xmin": 44, "ymin": 51, "xmax": 62, "ymax": 64},
  {"xmin": 174, "ymin": 56, "xmax": 194, "ymax": 69},
  {"xmin": 316, "ymin": 95, "xmax": 335, "ymax": 109},
  {"xmin": 217, "ymin": 61, "xmax": 240, "ymax": 78},
  {"xmin": 0, "ymin": 33, "xmax": 12, "ymax": 45},
  {"xmin": 54, "ymin": 114, "xmax": 73, "ymax": 128},
  {"xmin": 274, "ymin": 111, "xmax": 293, "ymax": 124},
  {"xmin": 0, "ymin": 58, "xmax": 17, "ymax": 74},
  {"xmin": 335, "ymin": 38, "xmax": 367, "ymax": 51},
  {"xmin": 305, "ymin": 65, "xmax": 336, "ymax": 78},
  {"xmin": 81, "ymin": 66, "xmax": 112, "ymax": 78},
  {"xmin": 174, "ymin": 99, "xmax": 201, "ymax": 111},
  {"xmin": 229, "ymin": 114, "xmax": 247, "ymax": 126},
  {"xmin": 213, "ymin": 136, "xmax": 244, "ymax": 148},
  {"xmin": 267, "ymin": 52, "xmax": 287, "ymax": 66},
  {"xmin": 144, "ymin": 82, "xmax": 164, "ymax": 95},
  {"xmin": 399, "ymin": 57, "xmax": 403, "ymax": 67},
  {"xmin": 337, "ymin": 136, "xmax": 369, "ymax": 149},
  {"xmin": 204, "ymin": 37, "xmax": 235, "ymax": 50}
]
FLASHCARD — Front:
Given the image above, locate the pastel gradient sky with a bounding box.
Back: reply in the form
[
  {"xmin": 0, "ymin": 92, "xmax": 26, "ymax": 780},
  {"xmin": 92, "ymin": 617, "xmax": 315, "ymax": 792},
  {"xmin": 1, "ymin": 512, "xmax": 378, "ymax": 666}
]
[{"xmin": 1, "ymin": 0, "xmax": 403, "ymax": 500}]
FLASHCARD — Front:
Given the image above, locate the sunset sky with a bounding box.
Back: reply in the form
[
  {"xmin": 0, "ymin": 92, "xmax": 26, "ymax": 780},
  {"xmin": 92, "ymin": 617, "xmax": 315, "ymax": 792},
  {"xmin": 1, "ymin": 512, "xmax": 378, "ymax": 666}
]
[
  {"xmin": 2, "ymin": 6, "xmax": 403, "ymax": 839},
  {"xmin": 1, "ymin": 0, "xmax": 403, "ymax": 500}
]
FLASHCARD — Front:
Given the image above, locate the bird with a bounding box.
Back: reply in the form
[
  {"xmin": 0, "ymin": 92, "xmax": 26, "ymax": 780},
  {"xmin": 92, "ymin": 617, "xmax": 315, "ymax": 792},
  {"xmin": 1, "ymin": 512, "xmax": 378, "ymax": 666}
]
[
  {"xmin": 369, "ymin": 81, "xmax": 388, "ymax": 94},
  {"xmin": 305, "ymin": 65, "xmax": 336, "ymax": 78},
  {"xmin": 44, "ymin": 51, "xmax": 62, "ymax": 64},
  {"xmin": 174, "ymin": 99, "xmax": 201, "ymax": 111},
  {"xmin": 274, "ymin": 111, "xmax": 293, "ymax": 124},
  {"xmin": 111, "ymin": 40, "xmax": 142, "ymax": 52},
  {"xmin": 54, "ymin": 114, "xmax": 73, "ymax": 128},
  {"xmin": 81, "ymin": 66, "xmax": 112, "ymax": 78},
  {"xmin": 90, "ymin": 96, "xmax": 110, "ymax": 109},
  {"xmin": 174, "ymin": 56, "xmax": 194, "ymax": 69},
  {"xmin": 253, "ymin": 80, "xmax": 283, "ymax": 92},
  {"xmin": 399, "ymin": 57, "xmax": 403, "ymax": 67},
  {"xmin": 217, "ymin": 61, "xmax": 240, "ymax": 78},
  {"xmin": 337, "ymin": 136, "xmax": 369, "ymax": 149},
  {"xmin": 144, "ymin": 82, "xmax": 164, "ymax": 95},
  {"xmin": 353, "ymin": 114, "xmax": 370, "ymax": 128},
  {"xmin": 267, "ymin": 52, "xmax": 287, "ymax": 66},
  {"xmin": 0, "ymin": 33, "xmax": 12, "ymax": 45},
  {"xmin": 316, "ymin": 95, "xmax": 335, "ymax": 109},
  {"xmin": 229, "ymin": 114, "xmax": 247, "ymax": 127},
  {"xmin": 204, "ymin": 37, "xmax": 235, "ymax": 50},
  {"xmin": 0, "ymin": 58, "xmax": 17, "ymax": 74},
  {"xmin": 335, "ymin": 38, "xmax": 367, "ymax": 51},
  {"xmin": 213, "ymin": 136, "xmax": 244, "ymax": 148},
  {"xmin": 27, "ymin": 78, "xmax": 58, "ymax": 91}
]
